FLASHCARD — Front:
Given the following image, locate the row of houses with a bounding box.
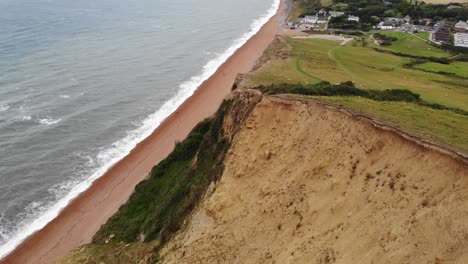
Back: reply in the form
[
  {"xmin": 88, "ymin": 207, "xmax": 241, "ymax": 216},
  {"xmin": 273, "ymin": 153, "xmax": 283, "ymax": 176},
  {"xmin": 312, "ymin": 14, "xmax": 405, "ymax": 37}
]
[
  {"xmin": 377, "ymin": 16, "xmax": 412, "ymax": 30},
  {"xmin": 302, "ymin": 12, "xmax": 360, "ymax": 25},
  {"xmin": 432, "ymin": 20, "xmax": 468, "ymax": 47}
]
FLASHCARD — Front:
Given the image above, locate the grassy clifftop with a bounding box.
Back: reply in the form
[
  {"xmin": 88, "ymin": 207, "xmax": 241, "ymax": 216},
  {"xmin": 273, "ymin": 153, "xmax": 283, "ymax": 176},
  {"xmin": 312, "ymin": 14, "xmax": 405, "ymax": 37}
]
[{"xmin": 240, "ymin": 34, "xmax": 468, "ymax": 154}]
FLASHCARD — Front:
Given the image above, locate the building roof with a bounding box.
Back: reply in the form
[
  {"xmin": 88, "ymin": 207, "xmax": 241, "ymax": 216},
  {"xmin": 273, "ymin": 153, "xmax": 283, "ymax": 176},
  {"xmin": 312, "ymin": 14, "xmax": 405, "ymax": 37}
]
[
  {"xmin": 329, "ymin": 11, "xmax": 345, "ymax": 17},
  {"xmin": 455, "ymin": 20, "xmax": 468, "ymax": 29},
  {"xmin": 454, "ymin": 33, "xmax": 468, "ymax": 47},
  {"xmin": 379, "ymin": 21, "xmax": 395, "ymax": 27},
  {"xmin": 304, "ymin": 15, "xmax": 318, "ymax": 21}
]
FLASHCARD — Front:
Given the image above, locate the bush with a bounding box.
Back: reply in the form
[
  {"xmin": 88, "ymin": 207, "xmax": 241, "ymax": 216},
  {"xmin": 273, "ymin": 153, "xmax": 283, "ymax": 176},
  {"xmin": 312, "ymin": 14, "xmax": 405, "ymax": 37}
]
[{"xmin": 255, "ymin": 81, "xmax": 467, "ymax": 115}]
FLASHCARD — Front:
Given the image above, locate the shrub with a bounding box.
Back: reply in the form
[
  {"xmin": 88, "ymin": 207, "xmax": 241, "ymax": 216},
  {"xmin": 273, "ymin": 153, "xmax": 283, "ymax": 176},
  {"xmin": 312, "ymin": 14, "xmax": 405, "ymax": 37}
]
[{"xmin": 255, "ymin": 81, "xmax": 467, "ymax": 116}]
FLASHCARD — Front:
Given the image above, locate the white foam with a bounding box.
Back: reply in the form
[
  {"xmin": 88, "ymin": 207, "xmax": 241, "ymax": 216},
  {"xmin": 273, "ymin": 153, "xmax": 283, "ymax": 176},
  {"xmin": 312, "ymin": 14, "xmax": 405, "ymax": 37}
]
[
  {"xmin": 0, "ymin": 0, "xmax": 280, "ymax": 258},
  {"xmin": 38, "ymin": 118, "xmax": 62, "ymax": 125},
  {"xmin": 0, "ymin": 105, "xmax": 9, "ymax": 112},
  {"xmin": 59, "ymin": 95, "xmax": 71, "ymax": 99},
  {"xmin": 19, "ymin": 115, "xmax": 32, "ymax": 121}
]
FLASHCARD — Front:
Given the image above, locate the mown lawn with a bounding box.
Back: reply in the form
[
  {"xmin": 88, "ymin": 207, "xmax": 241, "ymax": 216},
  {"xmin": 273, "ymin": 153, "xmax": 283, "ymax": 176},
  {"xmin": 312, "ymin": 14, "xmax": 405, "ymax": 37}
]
[
  {"xmin": 415, "ymin": 32, "xmax": 430, "ymax": 40},
  {"xmin": 292, "ymin": 95, "xmax": 468, "ymax": 153},
  {"xmin": 415, "ymin": 61, "xmax": 468, "ymax": 78},
  {"xmin": 246, "ymin": 36, "xmax": 468, "ymax": 152},
  {"xmin": 248, "ymin": 37, "xmax": 468, "ymax": 110},
  {"xmin": 374, "ymin": 31, "xmax": 450, "ymax": 58}
]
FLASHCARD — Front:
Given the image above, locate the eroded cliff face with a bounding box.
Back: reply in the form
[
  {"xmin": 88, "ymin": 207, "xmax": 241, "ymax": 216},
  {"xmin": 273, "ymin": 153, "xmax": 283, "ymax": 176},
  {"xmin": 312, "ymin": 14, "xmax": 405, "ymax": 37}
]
[{"xmin": 159, "ymin": 93, "xmax": 468, "ymax": 264}]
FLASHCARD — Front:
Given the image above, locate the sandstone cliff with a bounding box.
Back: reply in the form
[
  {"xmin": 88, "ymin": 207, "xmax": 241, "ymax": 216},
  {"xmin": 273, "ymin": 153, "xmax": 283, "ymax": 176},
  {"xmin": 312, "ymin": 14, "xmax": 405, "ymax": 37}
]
[{"xmin": 159, "ymin": 92, "xmax": 468, "ymax": 264}]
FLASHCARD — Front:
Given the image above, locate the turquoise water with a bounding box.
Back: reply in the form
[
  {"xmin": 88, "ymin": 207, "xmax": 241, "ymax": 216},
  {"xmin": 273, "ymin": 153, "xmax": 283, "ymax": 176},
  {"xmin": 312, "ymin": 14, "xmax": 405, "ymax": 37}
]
[{"xmin": 0, "ymin": 0, "xmax": 278, "ymax": 257}]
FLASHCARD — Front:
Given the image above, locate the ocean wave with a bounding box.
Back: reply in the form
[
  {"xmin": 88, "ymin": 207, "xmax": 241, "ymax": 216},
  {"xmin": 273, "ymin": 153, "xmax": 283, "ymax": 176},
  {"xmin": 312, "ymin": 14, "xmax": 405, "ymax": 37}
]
[
  {"xmin": 19, "ymin": 115, "xmax": 32, "ymax": 121},
  {"xmin": 38, "ymin": 118, "xmax": 62, "ymax": 126},
  {"xmin": 0, "ymin": 0, "xmax": 280, "ymax": 258},
  {"xmin": 0, "ymin": 105, "xmax": 9, "ymax": 112}
]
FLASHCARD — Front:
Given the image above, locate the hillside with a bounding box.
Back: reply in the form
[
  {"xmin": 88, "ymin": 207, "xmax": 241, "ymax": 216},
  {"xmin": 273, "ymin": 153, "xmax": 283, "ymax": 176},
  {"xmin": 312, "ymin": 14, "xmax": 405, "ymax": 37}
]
[
  {"xmin": 159, "ymin": 92, "xmax": 468, "ymax": 263},
  {"xmin": 60, "ymin": 89, "xmax": 468, "ymax": 264}
]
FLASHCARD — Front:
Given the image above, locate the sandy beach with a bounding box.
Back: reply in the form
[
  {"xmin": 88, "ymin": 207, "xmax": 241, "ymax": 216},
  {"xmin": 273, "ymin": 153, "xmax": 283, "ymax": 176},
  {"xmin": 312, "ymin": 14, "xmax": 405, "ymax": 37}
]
[{"xmin": 0, "ymin": 1, "xmax": 285, "ymax": 263}]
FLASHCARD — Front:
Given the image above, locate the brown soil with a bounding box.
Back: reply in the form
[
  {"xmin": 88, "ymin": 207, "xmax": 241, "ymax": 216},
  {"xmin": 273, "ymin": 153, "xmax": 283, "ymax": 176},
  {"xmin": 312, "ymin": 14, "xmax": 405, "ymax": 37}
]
[{"xmin": 159, "ymin": 92, "xmax": 468, "ymax": 264}]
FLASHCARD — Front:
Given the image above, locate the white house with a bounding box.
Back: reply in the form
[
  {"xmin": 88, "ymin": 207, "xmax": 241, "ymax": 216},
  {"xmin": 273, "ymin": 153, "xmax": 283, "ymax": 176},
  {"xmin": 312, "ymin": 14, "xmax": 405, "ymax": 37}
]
[
  {"xmin": 348, "ymin": 15, "xmax": 360, "ymax": 22},
  {"xmin": 378, "ymin": 21, "xmax": 395, "ymax": 30},
  {"xmin": 304, "ymin": 15, "xmax": 318, "ymax": 24},
  {"xmin": 454, "ymin": 33, "xmax": 468, "ymax": 48},
  {"xmin": 317, "ymin": 16, "xmax": 328, "ymax": 24},
  {"xmin": 318, "ymin": 8, "xmax": 327, "ymax": 16},
  {"xmin": 455, "ymin": 20, "xmax": 468, "ymax": 33},
  {"xmin": 329, "ymin": 11, "xmax": 345, "ymax": 17}
]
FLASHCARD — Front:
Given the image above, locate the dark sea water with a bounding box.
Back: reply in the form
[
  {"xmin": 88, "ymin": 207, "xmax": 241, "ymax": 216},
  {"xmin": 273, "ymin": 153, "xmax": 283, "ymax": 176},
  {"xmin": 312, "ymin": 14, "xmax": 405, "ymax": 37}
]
[{"xmin": 0, "ymin": 0, "xmax": 278, "ymax": 256}]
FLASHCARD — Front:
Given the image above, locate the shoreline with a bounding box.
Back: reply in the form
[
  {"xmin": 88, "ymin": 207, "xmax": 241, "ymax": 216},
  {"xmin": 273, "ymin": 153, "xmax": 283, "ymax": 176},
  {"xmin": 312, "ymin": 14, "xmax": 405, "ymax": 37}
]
[{"xmin": 0, "ymin": 0, "xmax": 286, "ymax": 263}]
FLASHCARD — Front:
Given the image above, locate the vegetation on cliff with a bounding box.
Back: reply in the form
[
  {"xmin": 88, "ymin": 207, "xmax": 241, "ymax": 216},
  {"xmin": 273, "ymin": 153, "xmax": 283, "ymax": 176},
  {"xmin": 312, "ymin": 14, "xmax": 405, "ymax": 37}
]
[
  {"xmin": 59, "ymin": 91, "xmax": 262, "ymax": 263},
  {"xmin": 256, "ymin": 81, "xmax": 468, "ymax": 116}
]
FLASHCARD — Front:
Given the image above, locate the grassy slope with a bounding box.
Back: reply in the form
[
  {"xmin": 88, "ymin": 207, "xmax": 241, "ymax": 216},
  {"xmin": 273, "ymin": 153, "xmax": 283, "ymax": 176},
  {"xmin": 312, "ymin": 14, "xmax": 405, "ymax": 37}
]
[
  {"xmin": 373, "ymin": 31, "xmax": 450, "ymax": 58},
  {"xmin": 249, "ymin": 37, "xmax": 468, "ymax": 111},
  {"xmin": 245, "ymin": 36, "xmax": 467, "ymax": 153},
  {"xmin": 415, "ymin": 32, "xmax": 430, "ymax": 40},
  {"xmin": 415, "ymin": 61, "xmax": 468, "ymax": 78}
]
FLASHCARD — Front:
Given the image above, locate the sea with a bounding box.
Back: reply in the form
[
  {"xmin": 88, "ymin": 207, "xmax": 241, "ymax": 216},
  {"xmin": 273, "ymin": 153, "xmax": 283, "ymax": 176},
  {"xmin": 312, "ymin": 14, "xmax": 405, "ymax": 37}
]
[{"xmin": 0, "ymin": 0, "xmax": 279, "ymax": 257}]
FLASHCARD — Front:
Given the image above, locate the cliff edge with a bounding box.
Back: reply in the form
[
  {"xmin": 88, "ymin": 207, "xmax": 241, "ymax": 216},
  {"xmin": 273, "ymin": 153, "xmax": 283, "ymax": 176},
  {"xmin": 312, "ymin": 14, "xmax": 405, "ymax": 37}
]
[{"xmin": 159, "ymin": 92, "xmax": 468, "ymax": 264}]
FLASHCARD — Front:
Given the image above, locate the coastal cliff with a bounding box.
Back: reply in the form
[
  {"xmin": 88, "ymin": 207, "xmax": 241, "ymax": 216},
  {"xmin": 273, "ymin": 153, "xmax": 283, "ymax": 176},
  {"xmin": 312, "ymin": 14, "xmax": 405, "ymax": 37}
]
[{"xmin": 59, "ymin": 89, "xmax": 468, "ymax": 264}]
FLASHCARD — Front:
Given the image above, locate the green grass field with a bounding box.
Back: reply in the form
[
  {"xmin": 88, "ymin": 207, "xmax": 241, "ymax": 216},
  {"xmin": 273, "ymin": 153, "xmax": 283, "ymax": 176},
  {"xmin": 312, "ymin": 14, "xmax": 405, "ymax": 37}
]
[
  {"xmin": 415, "ymin": 32, "xmax": 430, "ymax": 40},
  {"xmin": 248, "ymin": 37, "xmax": 467, "ymax": 110},
  {"xmin": 245, "ymin": 35, "xmax": 468, "ymax": 152},
  {"xmin": 373, "ymin": 31, "xmax": 450, "ymax": 58},
  {"xmin": 414, "ymin": 61, "xmax": 468, "ymax": 78}
]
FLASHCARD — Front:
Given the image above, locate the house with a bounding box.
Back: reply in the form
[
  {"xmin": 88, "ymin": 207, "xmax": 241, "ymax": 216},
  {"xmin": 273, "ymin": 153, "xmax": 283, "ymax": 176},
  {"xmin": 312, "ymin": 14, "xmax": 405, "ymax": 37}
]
[
  {"xmin": 448, "ymin": 5, "xmax": 462, "ymax": 9},
  {"xmin": 384, "ymin": 17, "xmax": 404, "ymax": 25},
  {"xmin": 317, "ymin": 16, "xmax": 328, "ymax": 24},
  {"xmin": 304, "ymin": 15, "xmax": 318, "ymax": 24},
  {"xmin": 400, "ymin": 23, "xmax": 414, "ymax": 32},
  {"xmin": 417, "ymin": 18, "xmax": 432, "ymax": 26},
  {"xmin": 378, "ymin": 21, "xmax": 395, "ymax": 30},
  {"xmin": 318, "ymin": 9, "xmax": 327, "ymax": 16},
  {"xmin": 403, "ymin": 15, "xmax": 411, "ymax": 23},
  {"xmin": 455, "ymin": 21, "xmax": 468, "ymax": 33},
  {"xmin": 348, "ymin": 15, "xmax": 360, "ymax": 22},
  {"xmin": 454, "ymin": 33, "xmax": 468, "ymax": 48},
  {"xmin": 329, "ymin": 11, "xmax": 345, "ymax": 18},
  {"xmin": 432, "ymin": 21, "xmax": 451, "ymax": 43},
  {"xmin": 286, "ymin": 22, "xmax": 298, "ymax": 29}
]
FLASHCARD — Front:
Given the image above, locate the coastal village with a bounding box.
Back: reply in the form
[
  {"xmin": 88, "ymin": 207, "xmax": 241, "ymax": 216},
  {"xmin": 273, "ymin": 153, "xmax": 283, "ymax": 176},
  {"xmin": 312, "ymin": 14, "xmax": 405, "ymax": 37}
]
[{"xmin": 287, "ymin": 5, "xmax": 468, "ymax": 48}]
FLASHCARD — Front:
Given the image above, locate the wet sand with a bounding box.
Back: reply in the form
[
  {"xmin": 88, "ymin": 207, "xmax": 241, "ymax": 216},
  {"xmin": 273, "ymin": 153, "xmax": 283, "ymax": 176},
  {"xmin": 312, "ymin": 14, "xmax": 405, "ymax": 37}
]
[{"xmin": 0, "ymin": 1, "xmax": 285, "ymax": 263}]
